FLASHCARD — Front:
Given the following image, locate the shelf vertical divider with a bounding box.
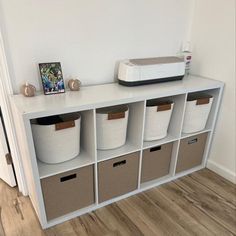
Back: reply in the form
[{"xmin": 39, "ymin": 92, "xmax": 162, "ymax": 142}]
[
  {"xmin": 22, "ymin": 116, "xmax": 48, "ymax": 227},
  {"xmin": 92, "ymin": 109, "xmax": 99, "ymax": 205},
  {"xmin": 170, "ymin": 93, "xmax": 188, "ymax": 176},
  {"xmin": 137, "ymin": 100, "xmax": 147, "ymax": 189},
  {"xmin": 202, "ymin": 87, "xmax": 224, "ymax": 166}
]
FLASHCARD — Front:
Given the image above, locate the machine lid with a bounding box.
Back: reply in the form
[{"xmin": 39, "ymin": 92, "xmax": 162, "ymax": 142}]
[{"xmin": 129, "ymin": 56, "xmax": 184, "ymax": 66}]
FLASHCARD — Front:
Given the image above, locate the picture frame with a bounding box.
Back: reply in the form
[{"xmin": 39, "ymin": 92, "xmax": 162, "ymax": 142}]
[{"xmin": 39, "ymin": 62, "xmax": 65, "ymax": 95}]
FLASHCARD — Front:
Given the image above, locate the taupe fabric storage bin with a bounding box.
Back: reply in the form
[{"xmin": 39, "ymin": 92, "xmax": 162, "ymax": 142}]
[
  {"xmin": 141, "ymin": 142, "xmax": 173, "ymax": 183},
  {"xmin": 41, "ymin": 165, "xmax": 94, "ymax": 220},
  {"xmin": 98, "ymin": 152, "xmax": 139, "ymax": 203},
  {"xmin": 176, "ymin": 133, "xmax": 208, "ymax": 173}
]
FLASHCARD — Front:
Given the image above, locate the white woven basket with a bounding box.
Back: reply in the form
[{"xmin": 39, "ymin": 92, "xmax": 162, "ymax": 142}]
[
  {"xmin": 182, "ymin": 94, "xmax": 213, "ymax": 134},
  {"xmin": 32, "ymin": 113, "xmax": 81, "ymax": 164},
  {"xmin": 144, "ymin": 100, "xmax": 174, "ymax": 141},
  {"xmin": 96, "ymin": 105, "xmax": 129, "ymax": 150}
]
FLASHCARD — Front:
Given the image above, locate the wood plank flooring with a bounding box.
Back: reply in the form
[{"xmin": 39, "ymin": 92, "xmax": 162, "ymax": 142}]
[{"xmin": 0, "ymin": 168, "xmax": 235, "ymax": 236}]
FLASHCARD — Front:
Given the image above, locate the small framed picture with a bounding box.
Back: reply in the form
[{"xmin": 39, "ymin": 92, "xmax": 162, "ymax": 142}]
[{"xmin": 39, "ymin": 62, "xmax": 65, "ymax": 95}]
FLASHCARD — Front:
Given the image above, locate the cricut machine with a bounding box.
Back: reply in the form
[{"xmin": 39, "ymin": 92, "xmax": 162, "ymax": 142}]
[{"xmin": 118, "ymin": 56, "xmax": 185, "ymax": 86}]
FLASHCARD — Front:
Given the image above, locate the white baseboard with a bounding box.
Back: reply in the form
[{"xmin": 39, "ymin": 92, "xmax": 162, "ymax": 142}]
[{"xmin": 207, "ymin": 160, "xmax": 236, "ymax": 184}]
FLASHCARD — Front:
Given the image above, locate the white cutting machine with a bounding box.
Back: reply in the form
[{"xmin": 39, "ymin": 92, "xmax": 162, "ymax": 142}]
[{"xmin": 118, "ymin": 56, "xmax": 185, "ymax": 86}]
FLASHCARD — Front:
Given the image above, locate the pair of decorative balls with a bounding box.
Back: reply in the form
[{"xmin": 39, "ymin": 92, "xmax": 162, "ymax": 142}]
[{"xmin": 21, "ymin": 79, "xmax": 81, "ymax": 97}]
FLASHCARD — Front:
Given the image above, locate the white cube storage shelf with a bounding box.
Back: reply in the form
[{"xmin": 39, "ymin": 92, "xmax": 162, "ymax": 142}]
[{"xmin": 10, "ymin": 75, "xmax": 224, "ymax": 229}]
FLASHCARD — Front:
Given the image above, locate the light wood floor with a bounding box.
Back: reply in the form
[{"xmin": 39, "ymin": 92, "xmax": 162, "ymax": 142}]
[{"xmin": 0, "ymin": 168, "xmax": 235, "ymax": 236}]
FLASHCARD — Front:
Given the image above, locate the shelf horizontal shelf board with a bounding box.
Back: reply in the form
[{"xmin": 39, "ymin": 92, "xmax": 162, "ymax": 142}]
[
  {"xmin": 11, "ymin": 75, "xmax": 224, "ymax": 119},
  {"xmin": 38, "ymin": 150, "xmax": 95, "ymax": 179},
  {"xmin": 140, "ymin": 174, "xmax": 172, "ymax": 190},
  {"xmin": 143, "ymin": 134, "xmax": 179, "ymax": 150},
  {"xmin": 174, "ymin": 164, "xmax": 204, "ymax": 178},
  {"xmin": 181, "ymin": 129, "xmax": 212, "ymax": 139},
  {"xmin": 97, "ymin": 142, "xmax": 141, "ymax": 162},
  {"xmin": 46, "ymin": 203, "xmax": 97, "ymax": 227}
]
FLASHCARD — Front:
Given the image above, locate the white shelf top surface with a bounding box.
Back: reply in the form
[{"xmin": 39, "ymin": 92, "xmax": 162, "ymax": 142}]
[{"xmin": 11, "ymin": 75, "xmax": 223, "ymax": 119}]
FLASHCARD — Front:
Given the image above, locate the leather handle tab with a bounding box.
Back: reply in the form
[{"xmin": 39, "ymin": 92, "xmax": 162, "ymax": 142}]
[
  {"xmin": 157, "ymin": 103, "xmax": 172, "ymax": 112},
  {"xmin": 196, "ymin": 98, "xmax": 210, "ymax": 105},
  {"xmin": 55, "ymin": 120, "xmax": 75, "ymax": 131},
  {"xmin": 108, "ymin": 112, "xmax": 125, "ymax": 120}
]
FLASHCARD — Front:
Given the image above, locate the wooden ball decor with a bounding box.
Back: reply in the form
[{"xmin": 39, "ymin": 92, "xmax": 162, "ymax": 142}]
[
  {"xmin": 68, "ymin": 79, "xmax": 81, "ymax": 91},
  {"xmin": 21, "ymin": 82, "xmax": 36, "ymax": 97}
]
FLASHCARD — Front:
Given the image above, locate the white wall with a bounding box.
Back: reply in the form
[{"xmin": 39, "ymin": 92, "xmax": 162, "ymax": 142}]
[
  {"xmin": 0, "ymin": 0, "xmax": 194, "ymax": 93},
  {"xmin": 191, "ymin": 0, "xmax": 236, "ymax": 182}
]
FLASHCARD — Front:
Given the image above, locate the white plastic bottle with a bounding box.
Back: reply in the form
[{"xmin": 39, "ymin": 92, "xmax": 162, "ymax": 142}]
[{"xmin": 181, "ymin": 41, "xmax": 192, "ymax": 75}]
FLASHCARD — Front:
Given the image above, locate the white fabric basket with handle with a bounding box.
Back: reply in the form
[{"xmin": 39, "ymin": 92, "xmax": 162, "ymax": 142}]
[
  {"xmin": 182, "ymin": 94, "xmax": 213, "ymax": 133},
  {"xmin": 31, "ymin": 113, "xmax": 81, "ymax": 164},
  {"xmin": 144, "ymin": 100, "xmax": 174, "ymax": 141},
  {"xmin": 96, "ymin": 105, "xmax": 129, "ymax": 150}
]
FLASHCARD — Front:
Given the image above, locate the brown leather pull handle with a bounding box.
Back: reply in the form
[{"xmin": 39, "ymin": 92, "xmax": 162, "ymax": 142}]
[
  {"xmin": 157, "ymin": 103, "xmax": 172, "ymax": 112},
  {"xmin": 55, "ymin": 120, "xmax": 75, "ymax": 131},
  {"xmin": 196, "ymin": 98, "xmax": 210, "ymax": 105},
  {"xmin": 108, "ymin": 112, "xmax": 125, "ymax": 120}
]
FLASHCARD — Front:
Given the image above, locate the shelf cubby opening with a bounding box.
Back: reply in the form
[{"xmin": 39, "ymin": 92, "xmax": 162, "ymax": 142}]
[
  {"xmin": 203, "ymin": 88, "xmax": 221, "ymax": 130},
  {"xmin": 175, "ymin": 132, "xmax": 210, "ymax": 175},
  {"xmin": 30, "ymin": 109, "xmax": 96, "ymax": 179},
  {"xmin": 96, "ymin": 101, "xmax": 145, "ymax": 162},
  {"xmin": 140, "ymin": 140, "xmax": 178, "ymax": 189},
  {"xmin": 143, "ymin": 94, "xmax": 186, "ymax": 149},
  {"xmin": 181, "ymin": 88, "xmax": 221, "ymax": 136}
]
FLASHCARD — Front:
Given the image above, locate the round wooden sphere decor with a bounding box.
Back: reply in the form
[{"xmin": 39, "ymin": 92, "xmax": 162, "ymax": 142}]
[
  {"xmin": 21, "ymin": 82, "xmax": 36, "ymax": 97},
  {"xmin": 68, "ymin": 79, "xmax": 81, "ymax": 91}
]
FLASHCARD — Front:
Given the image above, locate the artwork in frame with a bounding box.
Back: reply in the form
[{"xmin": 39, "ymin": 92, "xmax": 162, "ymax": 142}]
[{"xmin": 39, "ymin": 62, "xmax": 65, "ymax": 95}]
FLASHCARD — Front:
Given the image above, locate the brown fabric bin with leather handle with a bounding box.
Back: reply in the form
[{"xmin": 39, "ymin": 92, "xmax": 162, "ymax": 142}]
[
  {"xmin": 176, "ymin": 133, "xmax": 208, "ymax": 173},
  {"xmin": 98, "ymin": 152, "xmax": 139, "ymax": 203},
  {"xmin": 41, "ymin": 165, "xmax": 95, "ymax": 221},
  {"xmin": 141, "ymin": 142, "xmax": 173, "ymax": 183}
]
